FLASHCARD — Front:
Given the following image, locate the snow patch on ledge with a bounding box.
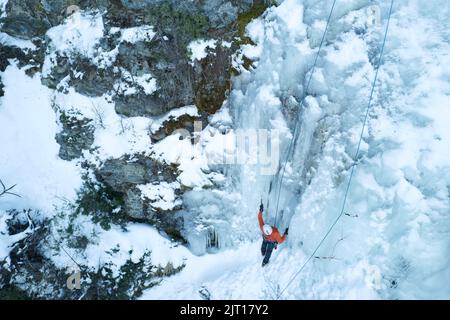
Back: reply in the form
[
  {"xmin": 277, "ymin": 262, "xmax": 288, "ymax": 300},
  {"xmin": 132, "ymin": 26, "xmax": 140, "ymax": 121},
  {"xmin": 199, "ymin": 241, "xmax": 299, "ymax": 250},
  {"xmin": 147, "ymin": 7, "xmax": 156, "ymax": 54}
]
[
  {"xmin": 46, "ymin": 11, "xmax": 105, "ymax": 59},
  {"xmin": 111, "ymin": 25, "xmax": 156, "ymax": 43},
  {"xmin": 0, "ymin": 32, "xmax": 36, "ymax": 50},
  {"xmin": 114, "ymin": 69, "xmax": 158, "ymax": 96},
  {"xmin": 138, "ymin": 182, "xmax": 181, "ymax": 211},
  {"xmin": 188, "ymin": 39, "xmax": 217, "ymax": 63},
  {"xmin": 149, "ymin": 105, "xmax": 199, "ymax": 134},
  {"xmin": 49, "ymin": 222, "xmax": 188, "ymax": 276}
]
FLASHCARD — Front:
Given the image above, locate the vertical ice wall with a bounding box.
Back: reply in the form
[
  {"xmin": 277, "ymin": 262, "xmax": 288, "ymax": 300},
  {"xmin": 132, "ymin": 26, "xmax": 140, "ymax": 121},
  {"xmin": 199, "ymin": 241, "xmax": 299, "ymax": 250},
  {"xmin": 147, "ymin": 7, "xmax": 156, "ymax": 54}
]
[{"xmin": 230, "ymin": 0, "xmax": 450, "ymax": 298}]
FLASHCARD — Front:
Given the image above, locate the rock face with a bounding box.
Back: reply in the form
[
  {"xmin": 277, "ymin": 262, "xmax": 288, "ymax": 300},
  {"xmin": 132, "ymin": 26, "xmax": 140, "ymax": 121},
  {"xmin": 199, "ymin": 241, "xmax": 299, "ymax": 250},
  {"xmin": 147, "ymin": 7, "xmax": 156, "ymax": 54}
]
[
  {"xmin": 97, "ymin": 158, "xmax": 152, "ymax": 189},
  {"xmin": 113, "ymin": 37, "xmax": 197, "ymax": 116},
  {"xmin": 0, "ymin": 10, "xmax": 50, "ymax": 40},
  {"xmin": 41, "ymin": 55, "xmax": 70, "ymax": 89},
  {"xmin": 124, "ymin": 187, "xmax": 147, "ymax": 219},
  {"xmin": 120, "ymin": 0, "xmax": 171, "ymax": 10},
  {"xmin": 118, "ymin": 0, "xmax": 253, "ymax": 28},
  {"xmin": 114, "ymin": 93, "xmax": 167, "ymax": 117},
  {"xmin": 1, "ymin": 0, "xmax": 271, "ymax": 241},
  {"xmin": 193, "ymin": 41, "xmax": 233, "ymax": 114},
  {"xmin": 69, "ymin": 59, "xmax": 116, "ymax": 97},
  {"xmin": 96, "ymin": 156, "xmax": 181, "ymax": 229},
  {"xmin": 55, "ymin": 114, "xmax": 95, "ymax": 161},
  {"xmin": 202, "ymin": 0, "xmax": 238, "ymax": 28}
]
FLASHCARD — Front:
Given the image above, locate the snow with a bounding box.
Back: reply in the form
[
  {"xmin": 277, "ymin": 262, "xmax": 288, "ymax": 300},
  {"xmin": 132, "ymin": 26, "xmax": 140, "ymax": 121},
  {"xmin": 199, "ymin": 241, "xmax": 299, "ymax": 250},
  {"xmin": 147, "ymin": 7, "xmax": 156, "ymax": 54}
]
[
  {"xmin": 0, "ymin": 32, "xmax": 36, "ymax": 50},
  {"xmin": 136, "ymin": 74, "xmax": 158, "ymax": 95},
  {"xmin": 141, "ymin": 240, "xmax": 379, "ymax": 299},
  {"xmin": 0, "ymin": 211, "xmax": 31, "ymax": 261},
  {"xmin": 141, "ymin": 242, "xmax": 265, "ymax": 299},
  {"xmin": 149, "ymin": 105, "xmax": 199, "ymax": 134},
  {"xmin": 48, "ymin": 220, "xmax": 188, "ymax": 275},
  {"xmin": 273, "ymin": 0, "xmax": 305, "ymax": 35},
  {"xmin": 151, "ymin": 119, "xmax": 241, "ymax": 189},
  {"xmin": 138, "ymin": 182, "xmax": 182, "ymax": 211},
  {"xmin": 0, "ymin": 0, "xmax": 7, "ymax": 19},
  {"xmin": 188, "ymin": 39, "xmax": 217, "ymax": 63},
  {"xmin": 112, "ymin": 25, "xmax": 156, "ymax": 43},
  {"xmin": 44, "ymin": 11, "xmax": 143, "ymax": 71},
  {"xmin": 114, "ymin": 70, "xmax": 158, "ymax": 96},
  {"xmin": 221, "ymin": 41, "xmax": 232, "ymax": 48},
  {"xmin": 46, "ymin": 11, "xmax": 104, "ymax": 59},
  {"xmin": 282, "ymin": 0, "xmax": 450, "ymax": 299},
  {"xmin": 0, "ymin": 214, "xmax": 10, "ymax": 260},
  {"xmin": 209, "ymin": 106, "xmax": 233, "ymax": 131},
  {"xmin": 325, "ymin": 32, "xmax": 369, "ymax": 69},
  {"xmin": 153, "ymin": 133, "xmax": 212, "ymax": 188},
  {"xmin": 84, "ymin": 224, "xmax": 187, "ymax": 270},
  {"xmin": 0, "ymin": 64, "xmax": 82, "ymax": 214}
]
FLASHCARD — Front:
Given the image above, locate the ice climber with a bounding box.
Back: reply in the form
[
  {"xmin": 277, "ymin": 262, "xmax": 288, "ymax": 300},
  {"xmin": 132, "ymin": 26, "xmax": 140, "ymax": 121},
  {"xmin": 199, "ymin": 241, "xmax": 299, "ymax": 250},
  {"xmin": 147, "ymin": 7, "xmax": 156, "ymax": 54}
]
[{"xmin": 258, "ymin": 203, "xmax": 289, "ymax": 267}]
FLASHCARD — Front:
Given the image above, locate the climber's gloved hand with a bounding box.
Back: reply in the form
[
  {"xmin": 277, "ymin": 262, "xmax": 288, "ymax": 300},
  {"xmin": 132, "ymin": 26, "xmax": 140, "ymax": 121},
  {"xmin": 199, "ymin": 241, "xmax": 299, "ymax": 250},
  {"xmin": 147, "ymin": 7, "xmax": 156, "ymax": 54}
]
[
  {"xmin": 259, "ymin": 203, "xmax": 264, "ymax": 212},
  {"xmin": 285, "ymin": 228, "xmax": 289, "ymax": 235}
]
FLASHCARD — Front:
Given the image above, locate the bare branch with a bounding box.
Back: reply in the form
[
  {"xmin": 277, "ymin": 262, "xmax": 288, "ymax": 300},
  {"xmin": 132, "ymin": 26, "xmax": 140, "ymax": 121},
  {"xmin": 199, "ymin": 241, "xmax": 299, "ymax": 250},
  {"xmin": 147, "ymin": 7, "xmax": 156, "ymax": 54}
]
[
  {"xmin": 25, "ymin": 209, "xmax": 35, "ymax": 230},
  {"xmin": 0, "ymin": 179, "xmax": 22, "ymax": 198},
  {"xmin": 90, "ymin": 101, "xmax": 106, "ymax": 130},
  {"xmin": 5, "ymin": 192, "xmax": 21, "ymax": 198}
]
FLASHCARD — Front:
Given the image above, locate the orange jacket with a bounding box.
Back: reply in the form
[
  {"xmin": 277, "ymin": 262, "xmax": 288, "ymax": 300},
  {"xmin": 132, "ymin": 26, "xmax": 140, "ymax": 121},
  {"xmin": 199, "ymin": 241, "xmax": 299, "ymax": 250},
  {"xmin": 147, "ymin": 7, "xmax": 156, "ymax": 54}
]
[{"xmin": 258, "ymin": 210, "xmax": 286, "ymax": 244}]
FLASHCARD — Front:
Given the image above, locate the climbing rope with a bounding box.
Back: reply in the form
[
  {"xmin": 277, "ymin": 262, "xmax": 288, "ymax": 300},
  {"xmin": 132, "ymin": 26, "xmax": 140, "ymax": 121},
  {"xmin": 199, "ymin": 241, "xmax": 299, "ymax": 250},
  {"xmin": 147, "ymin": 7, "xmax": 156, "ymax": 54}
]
[
  {"xmin": 273, "ymin": 0, "xmax": 337, "ymax": 227},
  {"xmin": 276, "ymin": 0, "xmax": 394, "ymax": 299}
]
